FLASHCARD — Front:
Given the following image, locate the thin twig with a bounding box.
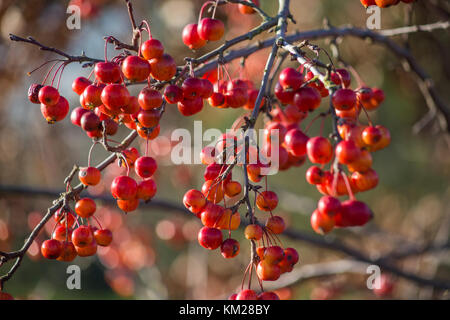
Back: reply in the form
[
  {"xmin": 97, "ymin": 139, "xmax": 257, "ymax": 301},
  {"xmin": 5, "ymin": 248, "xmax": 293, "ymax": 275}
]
[{"xmin": 9, "ymin": 34, "xmax": 102, "ymax": 64}]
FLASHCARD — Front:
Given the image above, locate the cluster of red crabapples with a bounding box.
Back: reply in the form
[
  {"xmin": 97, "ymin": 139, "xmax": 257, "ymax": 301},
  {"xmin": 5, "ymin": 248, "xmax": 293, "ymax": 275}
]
[
  {"xmin": 271, "ymin": 66, "xmax": 390, "ymax": 234},
  {"xmin": 165, "ymin": 59, "xmax": 263, "ymax": 113},
  {"xmin": 28, "ymin": 24, "xmax": 176, "ymax": 137},
  {"xmin": 28, "ymin": 23, "xmax": 175, "ymax": 259},
  {"xmin": 23, "ymin": 0, "xmax": 394, "ymax": 299},
  {"xmin": 28, "ymin": 83, "xmax": 69, "ymax": 124},
  {"xmin": 360, "ymin": 0, "xmax": 414, "ymax": 8},
  {"xmin": 182, "ymin": 0, "xmax": 229, "ymax": 50},
  {"xmin": 180, "ymin": 3, "xmax": 264, "ymax": 112},
  {"xmin": 40, "ymin": 199, "xmax": 112, "ymax": 261},
  {"xmin": 164, "ymin": 68, "xmax": 261, "ymax": 116},
  {"xmin": 182, "ymin": 0, "xmax": 262, "ymax": 50},
  {"xmin": 182, "ymin": 168, "xmax": 242, "ymax": 256},
  {"xmin": 109, "ymin": 147, "xmax": 158, "ymax": 213},
  {"xmin": 40, "ymin": 145, "xmax": 158, "ymax": 262},
  {"xmin": 182, "ymin": 130, "xmax": 300, "ymax": 300}
]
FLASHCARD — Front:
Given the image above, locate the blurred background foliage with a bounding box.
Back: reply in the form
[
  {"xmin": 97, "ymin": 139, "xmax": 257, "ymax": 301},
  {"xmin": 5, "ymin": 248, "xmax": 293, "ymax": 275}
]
[{"xmin": 0, "ymin": 0, "xmax": 449, "ymax": 300}]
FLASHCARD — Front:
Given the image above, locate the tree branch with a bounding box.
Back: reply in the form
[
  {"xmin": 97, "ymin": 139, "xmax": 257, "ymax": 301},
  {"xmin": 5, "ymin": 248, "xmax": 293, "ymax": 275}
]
[
  {"xmin": 9, "ymin": 34, "xmax": 102, "ymax": 65},
  {"xmin": 194, "ymin": 22, "xmax": 450, "ymax": 132},
  {"xmin": 125, "ymin": 0, "xmax": 140, "ymax": 50},
  {"xmin": 189, "ymin": 17, "xmax": 278, "ymax": 67},
  {"xmin": 282, "ymin": 227, "xmax": 450, "ymax": 290},
  {"xmin": 247, "ymin": 0, "xmax": 290, "ymax": 126},
  {"xmin": 264, "ymin": 259, "xmax": 369, "ymax": 291},
  {"xmin": 1, "ymin": 183, "xmax": 449, "ymax": 290}
]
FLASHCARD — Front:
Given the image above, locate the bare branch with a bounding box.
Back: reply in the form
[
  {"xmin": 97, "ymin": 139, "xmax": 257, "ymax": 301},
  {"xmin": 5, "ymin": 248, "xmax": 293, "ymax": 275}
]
[
  {"xmin": 282, "ymin": 227, "xmax": 450, "ymax": 290},
  {"xmin": 1, "ymin": 183, "xmax": 449, "ymax": 290},
  {"xmin": 125, "ymin": 0, "xmax": 140, "ymax": 50},
  {"xmin": 9, "ymin": 34, "xmax": 102, "ymax": 64},
  {"xmin": 189, "ymin": 17, "xmax": 278, "ymax": 66},
  {"xmin": 264, "ymin": 260, "xmax": 368, "ymax": 290},
  {"xmin": 247, "ymin": 0, "xmax": 290, "ymax": 126}
]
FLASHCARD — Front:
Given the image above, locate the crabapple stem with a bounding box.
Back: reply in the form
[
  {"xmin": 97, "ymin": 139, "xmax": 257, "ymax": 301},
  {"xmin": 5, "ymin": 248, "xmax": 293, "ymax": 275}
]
[
  {"xmin": 142, "ymin": 20, "xmax": 152, "ymax": 39},
  {"xmin": 42, "ymin": 61, "xmax": 60, "ymax": 85},
  {"xmin": 341, "ymin": 171, "xmax": 355, "ymax": 201},
  {"xmin": 212, "ymin": 0, "xmax": 220, "ymax": 19},
  {"xmin": 104, "ymin": 36, "xmax": 113, "ymax": 62},
  {"xmin": 50, "ymin": 62, "xmax": 65, "ymax": 87},
  {"xmin": 27, "ymin": 59, "xmax": 62, "ymax": 77},
  {"xmin": 56, "ymin": 63, "xmax": 68, "ymax": 90},
  {"xmin": 198, "ymin": 1, "xmax": 216, "ymax": 25},
  {"xmin": 241, "ymin": 262, "xmax": 252, "ymax": 290},
  {"xmin": 120, "ymin": 152, "xmax": 131, "ymax": 176},
  {"xmin": 248, "ymin": 261, "xmax": 253, "ymax": 289},
  {"xmin": 358, "ymin": 100, "xmax": 373, "ymax": 127},
  {"xmin": 87, "ymin": 141, "xmax": 98, "ymax": 168},
  {"xmin": 221, "ymin": 64, "xmax": 232, "ymax": 82},
  {"xmin": 331, "ymin": 169, "xmax": 339, "ymax": 197},
  {"xmin": 65, "ymin": 211, "xmax": 69, "ymax": 242},
  {"xmin": 92, "ymin": 215, "xmax": 103, "ymax": 230},
  {"xmin": 304, "ymin": 112, "xmax": 328, "ymax": 133},
  {"xmin": 347, "ymin": 64, "xmax": 365, "ymax": 87}
]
